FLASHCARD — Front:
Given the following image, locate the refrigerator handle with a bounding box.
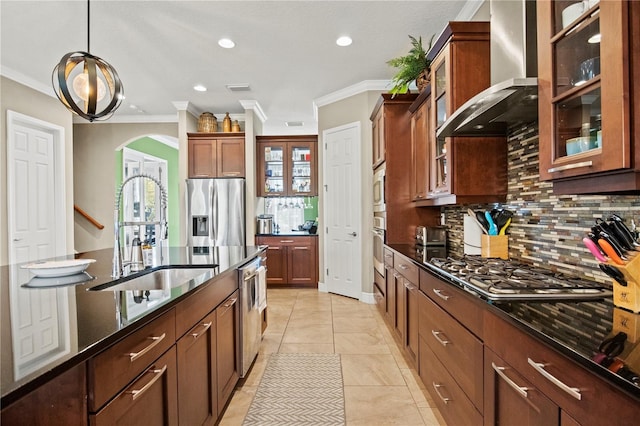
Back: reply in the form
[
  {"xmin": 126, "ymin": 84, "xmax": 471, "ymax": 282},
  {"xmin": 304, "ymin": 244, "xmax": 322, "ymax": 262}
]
[{"xmin": 211, "ymin": 182, "xmax": 217, "ymax": 243}]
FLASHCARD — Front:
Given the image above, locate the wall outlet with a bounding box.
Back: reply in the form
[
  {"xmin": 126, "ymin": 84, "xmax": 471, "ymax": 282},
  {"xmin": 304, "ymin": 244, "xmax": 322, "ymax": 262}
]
[{"xmin": 440, "ymin": 212, "xmax": 446, "ymax": 225}]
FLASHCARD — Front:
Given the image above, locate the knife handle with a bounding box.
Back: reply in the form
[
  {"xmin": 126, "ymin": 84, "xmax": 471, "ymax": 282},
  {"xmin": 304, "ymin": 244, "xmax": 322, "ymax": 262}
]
[
  {"xmin": 598, "ymin": 239, "xmax": 625, "ymax": 265},
  {"xmin": 583, "ymin": 237, "xmax": 608, "ymax": 262},
  {"xmin": 499, "ymin": 218, "xmax": 512, "ymax": 235},
  {"xmin": 485, "ymin": 211, "xmax": 498, "ymax": 236}
]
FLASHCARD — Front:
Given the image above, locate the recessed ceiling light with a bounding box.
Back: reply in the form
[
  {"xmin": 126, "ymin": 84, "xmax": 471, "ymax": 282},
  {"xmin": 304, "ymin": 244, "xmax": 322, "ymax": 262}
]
[
  {"xmin": 218, "ymin": 38, "xmax": 235, "ymax": 48},
  {"xmin": 193, "ymin": 84, "xmax": 207, "ymax": 92},
  {"xmin": 336, "ymin": 36, "xmax": 352, "ymax": 47}
]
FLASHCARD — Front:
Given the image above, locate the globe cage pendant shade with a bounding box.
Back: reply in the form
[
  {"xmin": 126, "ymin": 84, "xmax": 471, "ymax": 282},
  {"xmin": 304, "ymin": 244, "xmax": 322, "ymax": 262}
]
[
  {"xmin": 51, "ymin": 0, "xmax": 124, "ymax": 122},
  {"xmin": 52, "ymin": 51, "xmax": 123, "ymax": 121}
]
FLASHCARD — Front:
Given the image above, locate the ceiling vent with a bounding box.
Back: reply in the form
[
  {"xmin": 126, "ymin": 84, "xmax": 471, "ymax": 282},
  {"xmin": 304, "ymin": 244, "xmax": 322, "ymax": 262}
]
[
  {"xmin": 226, "ymin": 84, "xmax": 251, "ymax": 92},
  {"xmin": 286, "ymin": 121, "xmax": 304, "ymax": 127}
]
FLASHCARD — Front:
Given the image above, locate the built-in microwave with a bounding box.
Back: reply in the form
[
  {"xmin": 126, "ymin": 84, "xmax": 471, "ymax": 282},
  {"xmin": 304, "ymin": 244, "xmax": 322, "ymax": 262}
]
[{"xmin": 373, "ymin": 167, "xmax": 385, "ymax": 212}]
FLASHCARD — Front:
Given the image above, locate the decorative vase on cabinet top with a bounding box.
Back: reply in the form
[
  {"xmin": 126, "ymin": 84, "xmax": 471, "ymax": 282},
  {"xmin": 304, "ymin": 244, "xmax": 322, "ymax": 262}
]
[{"xmin": 223, "ymin": 112, "xmax": 232, "ymax": 132}]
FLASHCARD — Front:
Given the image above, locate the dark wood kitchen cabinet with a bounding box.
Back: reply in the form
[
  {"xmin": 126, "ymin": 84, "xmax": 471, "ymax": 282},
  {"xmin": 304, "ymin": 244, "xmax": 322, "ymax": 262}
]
[
  {"xmin": 1, "ymin": 362, "xmax": 87, "ymax": 426},
  {"xmin": 256, "ymin": 135, "xmax": 317, "ymax": 197},
  {"xmin": 216, "ymin": 291, "xmax": 239, "ymax": 412},
  {"xmin": 409, "ymin": 87, "xmax": 431, "ymax": 202},
  {"xmin": 255, "ymin": 235, "xmax": 318, "ymax": 286},
  {"xmin": 177, "ymin": 310, "xmax": 218, "ymax": 425},
  {"xmin": 91, "ymin": 347, "xmax": 178, "ymax": 426},
  {"xmin": 188, "ymin": 133, "xmax": 245, "ymax": 178},
  {"xmin": 484, "ymin": 311, "xmax": 640, "ymax": 425},
  {"xmin": 538, "ymin": 0, "xmax": 640, "ymax": 193},
  {"xmin": 484, "ymin": 347, "xmax": 559, "ymax": 426},
  {"xmin": 370, "ymin": 94, "xmax": 440, "ymax": 244},
  {"xmin": 425, "ymin": 22, "xmax": 507, "ymax": 205}
]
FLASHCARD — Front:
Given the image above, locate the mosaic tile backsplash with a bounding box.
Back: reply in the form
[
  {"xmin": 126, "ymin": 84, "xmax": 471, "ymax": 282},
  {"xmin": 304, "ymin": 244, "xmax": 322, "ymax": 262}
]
[{"xmin": 443, "ymin": 122, "xmax": 640, "ymax": 286}]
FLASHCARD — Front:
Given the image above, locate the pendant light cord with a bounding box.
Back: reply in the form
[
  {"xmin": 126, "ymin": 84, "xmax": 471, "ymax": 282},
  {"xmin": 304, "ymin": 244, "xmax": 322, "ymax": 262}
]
[{"xmin": 87, "ymin": 0, "xmax": 90, "ymax": 53}]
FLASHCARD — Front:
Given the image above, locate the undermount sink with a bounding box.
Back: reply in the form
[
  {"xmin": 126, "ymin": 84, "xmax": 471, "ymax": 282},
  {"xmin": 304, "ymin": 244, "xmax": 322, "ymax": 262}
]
[{"xmin": 90, "ymin": 267, "xmax": 217, "ymax": 292}]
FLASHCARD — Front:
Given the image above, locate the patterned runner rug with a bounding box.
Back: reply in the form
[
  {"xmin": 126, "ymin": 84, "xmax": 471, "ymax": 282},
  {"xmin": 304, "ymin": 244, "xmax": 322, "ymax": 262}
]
[{"xmin": 243, "ymin": 353, "xmax": 345, "ymax": 426}]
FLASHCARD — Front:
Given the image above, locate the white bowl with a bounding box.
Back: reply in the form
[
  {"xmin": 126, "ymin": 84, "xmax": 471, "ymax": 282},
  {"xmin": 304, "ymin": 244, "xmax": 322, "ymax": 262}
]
[{"xmin": 562, "ymin": 2, "xmax": 585, "ymax": 28}]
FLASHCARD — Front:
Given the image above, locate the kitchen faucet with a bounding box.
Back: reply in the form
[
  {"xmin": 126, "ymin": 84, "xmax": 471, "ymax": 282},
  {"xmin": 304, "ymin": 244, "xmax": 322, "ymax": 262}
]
[{"xmin": 112, "ymin": 174, "xmax": 168, "ymax": 278}]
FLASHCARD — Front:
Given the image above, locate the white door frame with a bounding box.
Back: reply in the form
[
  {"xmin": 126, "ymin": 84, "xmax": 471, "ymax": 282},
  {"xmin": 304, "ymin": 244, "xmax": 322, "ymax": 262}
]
[
  {"xmin": 6, "ymin": 110, "xmax": 67, "ymax": 264},
  {"xmin": 321, "ymin": 121, "xmax": 363, "ymax": 300}
]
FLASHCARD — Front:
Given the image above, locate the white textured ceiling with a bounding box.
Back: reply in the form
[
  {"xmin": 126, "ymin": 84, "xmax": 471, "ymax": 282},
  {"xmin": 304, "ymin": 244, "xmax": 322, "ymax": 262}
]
[{"xmin": 1, "ymin": 0, "xmax": 476, "ymax": 133}]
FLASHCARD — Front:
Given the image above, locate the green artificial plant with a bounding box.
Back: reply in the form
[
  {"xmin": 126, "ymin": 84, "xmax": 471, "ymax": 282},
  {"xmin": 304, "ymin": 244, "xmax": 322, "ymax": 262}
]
[{"xmin": 387, "ymin": 34, "xmax": 435, "ymax": 96}]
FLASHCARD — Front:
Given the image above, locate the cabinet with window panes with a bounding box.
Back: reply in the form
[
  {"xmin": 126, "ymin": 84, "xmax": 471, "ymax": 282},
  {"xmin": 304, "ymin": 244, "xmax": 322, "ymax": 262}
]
[
  {"xmin": 257, "ymin": 135, "xmax": 317, "ymax": 197},
  {"xmin": 538, "ymin": 0, "xmax": 640, "ymax": 193}
]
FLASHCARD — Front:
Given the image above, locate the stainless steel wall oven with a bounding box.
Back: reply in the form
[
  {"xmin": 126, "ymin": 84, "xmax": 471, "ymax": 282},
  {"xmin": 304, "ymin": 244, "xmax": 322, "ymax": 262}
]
[{"xmin": 372, "ymin": 214, "xmax": 386, "ymax": 276}]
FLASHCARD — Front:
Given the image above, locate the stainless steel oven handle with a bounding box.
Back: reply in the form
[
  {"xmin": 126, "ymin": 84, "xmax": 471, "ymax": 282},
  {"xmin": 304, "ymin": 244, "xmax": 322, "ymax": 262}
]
[{"xmin": 527, "ymin": 358, "xmax": 582, "ymax": 400}]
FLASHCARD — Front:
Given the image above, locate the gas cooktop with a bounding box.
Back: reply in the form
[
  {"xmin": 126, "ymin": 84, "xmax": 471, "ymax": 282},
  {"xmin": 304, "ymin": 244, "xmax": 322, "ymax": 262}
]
[{"xmin": 428, "ymin": 256, "xmax": 612, "ymax": 301}]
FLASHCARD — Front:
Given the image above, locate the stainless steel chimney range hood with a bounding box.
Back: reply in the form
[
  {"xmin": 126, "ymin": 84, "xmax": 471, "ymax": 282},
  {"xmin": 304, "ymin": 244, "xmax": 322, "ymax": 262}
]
[{"xmin": 438, "ymin": 0, "xmax": 538, "ymax": 138}]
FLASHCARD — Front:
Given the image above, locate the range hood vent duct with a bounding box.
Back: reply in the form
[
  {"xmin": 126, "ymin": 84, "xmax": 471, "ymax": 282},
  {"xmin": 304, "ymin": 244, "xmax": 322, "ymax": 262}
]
[{"xmin": 438, "ymin": 0, "xmax": 538, "ymax": 138}]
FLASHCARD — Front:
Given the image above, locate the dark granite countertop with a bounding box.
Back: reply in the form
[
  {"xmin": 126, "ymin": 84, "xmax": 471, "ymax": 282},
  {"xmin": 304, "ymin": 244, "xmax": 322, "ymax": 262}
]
[
  {"xmin": 387, "ymin": 243, "xmax": 640, "ymax": 400},
  {"xmin": 1, "ymin": 245, "xmax": 265, "ymax": 406}
]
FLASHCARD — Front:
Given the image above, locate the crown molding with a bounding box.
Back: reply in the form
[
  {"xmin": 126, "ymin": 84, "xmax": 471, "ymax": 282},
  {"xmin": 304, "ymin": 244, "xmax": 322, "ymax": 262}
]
[
  {"xmin": 239, "ymin": 100, "xmax": 267, "ymax": 123},
  {"xmin": 2, "ymin": 66, "xmax": 56, "ymax": 98},
  {"xmin": 313, "ymin": 79, "xmax": 391, "ymax": 110},
  {"xmin": 456, "ymin": 0, "xmax": 485, "ymax": 20}
]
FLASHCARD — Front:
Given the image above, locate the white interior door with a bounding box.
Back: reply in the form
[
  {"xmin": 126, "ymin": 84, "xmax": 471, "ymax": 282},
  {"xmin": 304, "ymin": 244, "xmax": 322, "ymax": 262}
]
[
  {"xmin": 7, "ymin": 111, "xmax": 66, "ymax": 265},
  {"xmin": 323, "ymin": 122, "xmax": 362, "ymax": 299}
]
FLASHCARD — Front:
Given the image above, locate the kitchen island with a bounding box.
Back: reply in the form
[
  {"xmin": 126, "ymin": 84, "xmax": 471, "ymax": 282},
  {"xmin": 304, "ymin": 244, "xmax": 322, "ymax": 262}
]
[
  {"xmin": 1, "ymin": 245, "xmax": 265, "ymax": 424},
  {"xmin": 383, "ymin": 243, "xmax": 640, "ymax": 425}
]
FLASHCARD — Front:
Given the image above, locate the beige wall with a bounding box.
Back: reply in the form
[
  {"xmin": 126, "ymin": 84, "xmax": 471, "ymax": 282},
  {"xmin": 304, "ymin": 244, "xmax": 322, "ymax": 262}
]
[
  {"xmin": 317, "ymin": 90, "xmax": 384, "ymax": 297},
  {"xmin": 1, "ymin": 76, "xmax": 75, "ymax": 265},
  {"xmin": 73, "ymin": 122, "xmax": 178, "ymax": 252}
]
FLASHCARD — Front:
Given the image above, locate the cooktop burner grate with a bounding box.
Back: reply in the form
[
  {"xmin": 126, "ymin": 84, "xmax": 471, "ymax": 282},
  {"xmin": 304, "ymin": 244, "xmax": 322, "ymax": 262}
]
[{"xmin": 428, "ymin": 256, "xmax": 611, "ymax": 300}]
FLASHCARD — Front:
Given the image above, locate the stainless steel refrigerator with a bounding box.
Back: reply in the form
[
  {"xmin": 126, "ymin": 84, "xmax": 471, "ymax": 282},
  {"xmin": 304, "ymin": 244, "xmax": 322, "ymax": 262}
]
[{"xmin": 186, "ymin": 178, "xmax": 245, "ymax": 246}]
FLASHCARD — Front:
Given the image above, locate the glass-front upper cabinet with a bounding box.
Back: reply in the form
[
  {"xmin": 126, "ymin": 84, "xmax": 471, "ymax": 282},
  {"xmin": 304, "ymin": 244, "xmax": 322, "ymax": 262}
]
[
  {"xmin": 430, "ymin": 48, "xmax": 450, "ymax": 196},
  {"xmin": 538, "ymin": 0, "xmax": 632, "ymax": 182},
  {"xmin": 257, "ymin": 136, "xmax": 318, "ymax": 197}
]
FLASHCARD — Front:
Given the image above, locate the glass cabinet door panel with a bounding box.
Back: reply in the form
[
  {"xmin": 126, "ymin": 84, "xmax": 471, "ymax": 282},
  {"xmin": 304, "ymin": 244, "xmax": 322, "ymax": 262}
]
[
  {"xmin": 554, "ymin": 0, "xmax": 599, "ymax": 35},
  {"xmin": 290, "ymin": 145, "xmax": 312, "ymax": 194},
  {"xmin": 264, "ymin": 146, "xmax": 284, "ymax": 194},
  {"xmin": 554, "ymin": 14, "xmax": 600, "ymax": 96},
  {"xmin": 555, "ymin": 86, "xmax": 601, "ymax": 158},
  {"xmin": 433, "ymin": 137, "xmax": 447, "ymax": 191}
]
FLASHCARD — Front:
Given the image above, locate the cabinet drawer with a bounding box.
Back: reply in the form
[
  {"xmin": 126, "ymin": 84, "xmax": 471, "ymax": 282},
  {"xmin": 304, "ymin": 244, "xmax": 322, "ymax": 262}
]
[
  {"xmin": 419, "ymin": 337, "xmax": 482, "ymax": 426},
  {"xmin": 393, "ymin": 253, "xmax": 418, "ymax": 284},
  {"xmin": 88, "ymin": 309, "xmax": 176, "ymax": 411},
  {"xmin": 419, "ymin": 292, "xmax": 483, "ymax": 412},
  {"xmin": 383, "ymin": 247, "xmax": 394, "ymax": 268},
  {"xmin": 175, "ymin": 268, "xmax": 237, "ymax": 338},
  {"xmin": 484, "ymin": 311, "xmax": 640, "ymax": 425},
  {"xmin": 419, "ymin": 269, "xmax": 483, "ymax": 338},
  {"xmin": 91, "ymin": 346, "xmax": 178, "ymax": 426}
]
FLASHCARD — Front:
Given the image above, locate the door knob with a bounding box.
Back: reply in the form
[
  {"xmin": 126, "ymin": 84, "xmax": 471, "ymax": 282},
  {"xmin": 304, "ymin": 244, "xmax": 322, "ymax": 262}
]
[{"xmin": 348, "ymin": 232, "xmax": 357, "ymax": 237}]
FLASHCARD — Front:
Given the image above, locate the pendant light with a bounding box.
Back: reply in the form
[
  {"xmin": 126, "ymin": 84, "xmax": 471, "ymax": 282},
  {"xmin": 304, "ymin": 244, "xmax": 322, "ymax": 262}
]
[{"xmin": 52, "ymin": 0, "xmax": 123, "ymax": 121}]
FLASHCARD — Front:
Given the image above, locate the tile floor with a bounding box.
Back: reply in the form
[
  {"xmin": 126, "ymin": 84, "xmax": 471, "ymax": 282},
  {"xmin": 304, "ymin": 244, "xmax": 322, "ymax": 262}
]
[{"xmin": 219, "ymin": 288, "xmax": 446, "ymax": 425}]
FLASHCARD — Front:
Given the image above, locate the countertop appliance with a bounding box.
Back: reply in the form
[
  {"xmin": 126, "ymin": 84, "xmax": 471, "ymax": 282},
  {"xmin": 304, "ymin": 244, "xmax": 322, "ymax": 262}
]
[
  {"xmin": 428, "ymin": 256, "xmax": 612, "ymax": 301},
  {"xmin": 186, "ymin": 178, "xmax": 245, "ymax": 246},
  {"xmin": 415, "ymin": 226, "xmax": 447, "ymax": 246},
  {"xmin": 238, "ymin": 256, "xmax": 265, "ymax": 378},
  {"xmin": 256, "ymin": 214, "xmax": 273, "ymax": 234}
]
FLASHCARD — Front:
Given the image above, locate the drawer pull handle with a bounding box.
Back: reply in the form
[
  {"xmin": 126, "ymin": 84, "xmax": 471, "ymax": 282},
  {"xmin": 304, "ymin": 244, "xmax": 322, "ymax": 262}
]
[
  {"xmin": 279, "ymin": 240, "xmax": 294, "ymax": 243},
  {"xmin": 492, "ymin": 362, "xmax": 529, "ymax": 398},
  {"xmin": 547, "ymin": 160, "xmax": 593, "ymax": 173},
  {"xmin": 128, "ymin": 365, "xmax": 167, "ymax": 400},
  {"xmin": 384, "ymin": 254, "xmax": 392, "ymax": 258},
  {"xmin": 432, "ymin": 382, "xmax": 451, "ymax": 404},
  {"xmin": 527, "ymin": 358, "xmax": 582, "ymax": 400},
  {"xmin": 398, "ymin": 264, "xmax": 408, "ymax": 270},
  {"xmin": 222, "ymin": 297, "xmax": 238, "ymax": 310},
  {"xmin": 192, "ymin": 321, "xmax": 213, "ymax": 339},
  {"xmin": 128, "ymin": 333, "xmax": 166, "ymax": 362},
  {"xmin": 393, "ymin": 273, "xmax": 401, "ymax": 279},
  {"xmin": 432, "ymin": 288, "xmax": 450, "ymax": 301},
  {"xmin": 292, "ymin": 246, "xmax": 309, "ymax": 250},
  {"xmin": 431, "ymin": 330, "xmax": 451, "ymax": 346}
]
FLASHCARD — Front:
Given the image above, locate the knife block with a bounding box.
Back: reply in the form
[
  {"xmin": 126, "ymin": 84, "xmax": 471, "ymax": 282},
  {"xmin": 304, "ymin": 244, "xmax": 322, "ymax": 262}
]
[
  {"xmin": 481, "ymin": 235, "xmax": 509, "ymax": 260},
  {"xmin": 609, "ymin": 252, "xmax": 640, "ymax": 313}
]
